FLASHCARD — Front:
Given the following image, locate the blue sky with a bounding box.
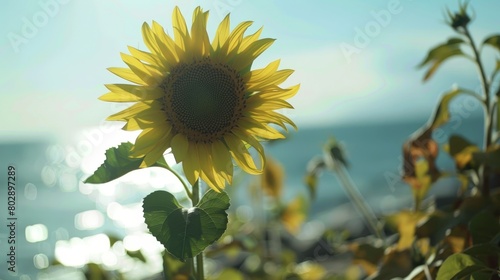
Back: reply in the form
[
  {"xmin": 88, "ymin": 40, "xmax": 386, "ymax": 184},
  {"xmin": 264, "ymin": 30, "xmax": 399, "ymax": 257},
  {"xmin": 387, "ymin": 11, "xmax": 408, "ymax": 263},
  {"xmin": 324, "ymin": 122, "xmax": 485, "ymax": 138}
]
[{"xmin": 1, "ymin": 0, "xmax": 499, "ymax": 140}]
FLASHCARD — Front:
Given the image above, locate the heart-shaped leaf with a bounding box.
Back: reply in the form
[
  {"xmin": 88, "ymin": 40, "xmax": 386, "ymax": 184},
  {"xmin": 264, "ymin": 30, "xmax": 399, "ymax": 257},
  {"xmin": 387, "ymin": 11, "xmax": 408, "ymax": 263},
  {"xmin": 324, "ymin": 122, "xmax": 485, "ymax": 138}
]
[
  {"xmin": 84, "ymin": 142, "xmax": 168, "ymax": 184},
  {"xmin": 143, "ymin": 190, "xmax": 230, "ymax": 261}
]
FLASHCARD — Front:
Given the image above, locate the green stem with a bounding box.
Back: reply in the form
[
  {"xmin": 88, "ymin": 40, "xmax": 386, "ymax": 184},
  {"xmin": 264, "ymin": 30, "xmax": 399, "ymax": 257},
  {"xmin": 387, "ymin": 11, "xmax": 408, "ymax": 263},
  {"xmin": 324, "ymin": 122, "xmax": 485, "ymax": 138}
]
[
  {"xmin": 162, "ymin": 251, "xmax": 169, "ymax": 280},
  {"xmin": 188, "ymin": 258, "xmax": 195, "ymax": 279},
  {"xmin": 191, "ymin": 180, "xmax": 205, "ymax": 280},
  {"xmin": 464, "ymin": 26, "xmax": 492, "ymax": 197},
  {"xmin": 158, "ymin": 161, "xmax": 192, "ymax": 198},
  {"xmin": 328, "ymin": 159, "xmax": 385, "ymax": 240},
  {"xmin": 458, "ymin": 87, "xmax": 486, "ymax": 102}
]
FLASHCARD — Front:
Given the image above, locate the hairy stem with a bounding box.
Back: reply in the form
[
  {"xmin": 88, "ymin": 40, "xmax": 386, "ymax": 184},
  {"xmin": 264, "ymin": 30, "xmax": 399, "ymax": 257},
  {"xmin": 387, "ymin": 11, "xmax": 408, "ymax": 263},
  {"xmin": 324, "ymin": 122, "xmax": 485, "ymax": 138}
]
[{"xmin": 464, "ymin": 27, "xmax": 492, "ymax": 197}]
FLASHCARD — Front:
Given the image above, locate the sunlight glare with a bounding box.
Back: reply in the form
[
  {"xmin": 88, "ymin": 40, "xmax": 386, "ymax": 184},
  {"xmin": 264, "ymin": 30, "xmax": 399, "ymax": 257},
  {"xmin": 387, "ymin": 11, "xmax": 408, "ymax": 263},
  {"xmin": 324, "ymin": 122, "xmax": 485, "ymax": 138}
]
[
  {"xmin": 25, "ymin": 224, "xmax": 48, "ymax": 243},
  {"xmin": 74, "ymin": 210, "xmax": 104, "ymax": 230}
]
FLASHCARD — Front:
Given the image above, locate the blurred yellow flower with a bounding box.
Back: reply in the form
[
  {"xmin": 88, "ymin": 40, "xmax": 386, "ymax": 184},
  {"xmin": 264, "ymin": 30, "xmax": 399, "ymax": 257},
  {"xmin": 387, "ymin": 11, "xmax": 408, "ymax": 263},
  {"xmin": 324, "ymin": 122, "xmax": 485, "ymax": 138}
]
[
  {"xmin": 261, "ymin": 156, "xmax": 284, "ymax": 198},
  {"xmin": 100, "ymin": 6, "xmax": 298, "ymax": 191},
  {"xmin": 280, "ymin": 196, "xmax": 307, "ymax": 234}
]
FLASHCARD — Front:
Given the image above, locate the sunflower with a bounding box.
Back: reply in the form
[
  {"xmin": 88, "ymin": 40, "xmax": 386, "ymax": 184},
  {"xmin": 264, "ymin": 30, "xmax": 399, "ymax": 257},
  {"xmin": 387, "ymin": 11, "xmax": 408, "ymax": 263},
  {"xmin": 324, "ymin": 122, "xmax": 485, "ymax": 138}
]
[{"xmin": 100, "ymin": 6, "xmax": 299, "ymax": 192}]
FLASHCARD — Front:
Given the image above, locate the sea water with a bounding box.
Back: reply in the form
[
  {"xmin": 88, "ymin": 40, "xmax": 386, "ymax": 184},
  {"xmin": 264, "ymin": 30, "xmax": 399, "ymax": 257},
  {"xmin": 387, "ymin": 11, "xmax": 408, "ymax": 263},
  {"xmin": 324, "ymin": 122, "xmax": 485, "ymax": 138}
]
[{"xmin": 0, "ymin": 116, "xmax": 484, "ymax": 278}]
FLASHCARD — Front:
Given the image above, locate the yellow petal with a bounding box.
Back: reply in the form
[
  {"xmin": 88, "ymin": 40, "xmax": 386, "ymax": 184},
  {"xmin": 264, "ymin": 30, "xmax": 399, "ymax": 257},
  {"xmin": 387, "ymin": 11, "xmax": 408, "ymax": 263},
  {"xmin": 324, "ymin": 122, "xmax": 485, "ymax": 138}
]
[
  {"xmin": 190, "ymin": 7, "xmax": 210, "ymax": 57},
  {"xmin": 231, "ymin": 38, "xmax": 275, "ymax": 71},
  {"xmin": 108, "ymin": 67, "xmax": 147, "ymax": 86},
  {"xmin": 130, "ymin": 127, "xmax": 168, "ymax": 157},
  {"xmin": 232, "ymin": 128, "xmax": 266, "ymax": 172},
  {"xmin": 212, "ymin": 14, "xmax": 230, "ymax": 50},
  {"xmin": 211, "ymin": 141, "xmax": 233, "ymax": 184},
  {"xmin": 239, "ymin": 27, "xmax": 263, "ymax": 51},
  {"xmin": 225, "ymin": 134, "xmax": 262, "ymax": 174},
  {"xmin": 182, "ymin": 144, "xmax": 200, "ymax": 185},
  {"xmin": 172, "ymin": 6, "xmax": 189, "ymax": 52},
  {"xmin": 122, "ymin": 111, "xmax": 169, "ymax": 131},
  {"xmin": 123, "ymin": 118, "xmax": 153, "ymax": 131},
  {"xmin": 141, "ymin": 22, "xmax": 161, "ymax": 55},
  {"xmin": 99, "ymin": 84, "xmax": 163, "ymax": 102},
  {"xmin": 198, "ymin": 143, "xmax": 224, "ymax": 192},
  {"xmin": 246, "ymin": 68, "xmax": 294, "ymax": 92},
  {"xmin": 246, "ymin": 97, "xmax": 294, "ymax": 110},
  {"xmin": 171, "ymin": 133, "xmax": 189, "ymax": 163},
  {"xmin": 127, "ymin": 46, "xmax": 162, "ymax": 67},
  {"xmin": 140, "ymin": 135, "xmax": 170, "ymax": 167},
  {"xmin": 244, "ymin": 59, "xmax": 280, "ymax": 84},
  {"xmin": 151, "ymin": 21, "xmax": 180, "ymax": 64},
  {"xmin": 239, "ymin": 118, "xmax": 285, "ymax": 140},
  {"xmin": 120, "ymin": 53, "xmax": 162, "ymax": 85},
  {"xmin": 248, "ymin": 110, "xmax": 297, "ymax": 131},
  {"xmin": 256, "ymin": 84, "xmax": 300, "ymax": 100},
  {"xmin": 106, "ymin": 101, "xmax": 157, "ymax": 121},
  {"xmin": 219, "ymin": 21, "xmax": 253, "ymax": 56}
]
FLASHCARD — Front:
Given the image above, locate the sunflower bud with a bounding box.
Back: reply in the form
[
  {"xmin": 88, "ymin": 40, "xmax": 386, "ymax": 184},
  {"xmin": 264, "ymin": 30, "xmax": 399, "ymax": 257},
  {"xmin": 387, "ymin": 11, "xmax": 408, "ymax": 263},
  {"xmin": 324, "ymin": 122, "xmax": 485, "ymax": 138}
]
[{"xmin": 445, "ymin": 3, "xmax": 471, "ymax": 31}]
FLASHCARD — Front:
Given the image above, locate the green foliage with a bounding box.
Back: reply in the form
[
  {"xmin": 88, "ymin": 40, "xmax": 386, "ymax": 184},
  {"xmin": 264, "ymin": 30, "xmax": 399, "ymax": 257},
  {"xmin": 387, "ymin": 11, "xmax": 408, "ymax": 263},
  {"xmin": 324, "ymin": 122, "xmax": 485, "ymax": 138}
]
[
  {"xmin": 399, "ymin": 3, "xmax": 500, "ymax": 279},
  {"xmin": 472, "ymin": 147, "xmax": 500, "ymax": 171},
  {"xmin": 482, "ymin": 34, "xmax": 500, "ymax": 52},
  {"xmin": 468, "ymin": 210, "xmax": 500, "ymax": 245},
  {"xmin": 436, "ymin": 253, "xmax": 492, "ymax": 280},
  {"xmin": 84, "ymin": 142, "xmax": 168, "ymax": 184},
  {"xmin": 418, "ymin": 38, "xmax": 466, "ymax": 81},
  {"xmin": 445, "ymin": 134, "xmax": 480, "ymax": 170},
  {"xmin": 142, "ymin": 190, "xmax": 230, "ymax": 261},
  {"xmin": 430, "ymin": 88, "xmax": 475, "ymax": 129}
]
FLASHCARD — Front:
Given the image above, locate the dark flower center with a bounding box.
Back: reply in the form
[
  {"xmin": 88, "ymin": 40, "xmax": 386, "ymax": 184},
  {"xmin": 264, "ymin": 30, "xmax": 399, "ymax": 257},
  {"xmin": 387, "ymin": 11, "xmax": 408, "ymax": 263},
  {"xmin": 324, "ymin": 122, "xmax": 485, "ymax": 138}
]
[{"xmin": 161, "ymin": 58, "xmax": 246, "ymax": 142}]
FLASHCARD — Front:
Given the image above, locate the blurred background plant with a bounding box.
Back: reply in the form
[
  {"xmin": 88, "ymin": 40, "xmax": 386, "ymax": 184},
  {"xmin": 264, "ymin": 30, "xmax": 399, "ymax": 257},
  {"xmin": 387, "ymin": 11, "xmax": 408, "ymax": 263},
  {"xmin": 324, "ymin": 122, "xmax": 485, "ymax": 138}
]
[{"xmin": 306, "ymin": 2, "xmax": 500, "ymax": 279}]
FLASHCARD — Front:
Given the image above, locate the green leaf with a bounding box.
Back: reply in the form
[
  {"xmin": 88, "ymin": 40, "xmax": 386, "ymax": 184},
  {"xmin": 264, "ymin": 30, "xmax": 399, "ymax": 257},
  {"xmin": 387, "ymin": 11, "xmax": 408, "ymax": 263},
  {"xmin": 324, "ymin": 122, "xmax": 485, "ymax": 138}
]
[
  {"xmin": 482, "ymin": 34, "xmax": 500, "ymax": 52},
  {"xmin": 84, "ymin": 142, "xmax": 168, "ymax": 184},
  {"xmin": 472, "ymin": 147, "xmax": 500, "ymax": 171},
  {"xmin": 468, "ymin": 210, "xmax": 500, "ymax": 245},
  {"xmin": 464, "ymin": 243, "xmax": 500, "ymax": 257},
  {"xmin": 418, "ymin": 38, "xmax": 465, "ymax": 81},
  {"xmin": 143, "ymin": 190, "xmax": 230, "ymax": 261},
  {"xmin": 431, "ymin": 88, "xmax": 468, "ymax": 129},
  {"xmin": 436, "ymin": 253, "xmax": 490, "ymax": 280},
  {"xmin": 451, "ymin": 265, "xmax": 492, "ymax": 280},
  {"xmin": 445, "ymin": 135, "xmax": 480, "ymax": 170}
]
